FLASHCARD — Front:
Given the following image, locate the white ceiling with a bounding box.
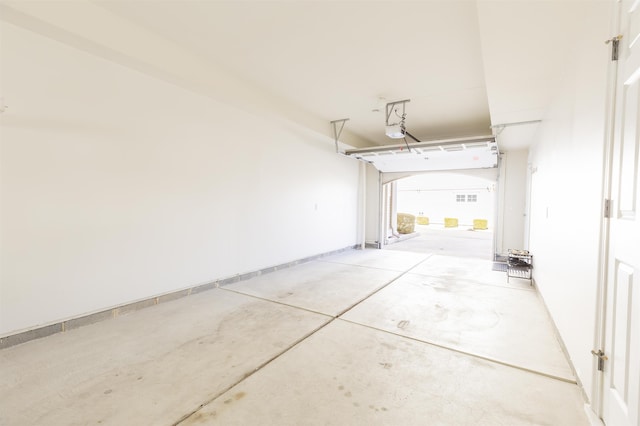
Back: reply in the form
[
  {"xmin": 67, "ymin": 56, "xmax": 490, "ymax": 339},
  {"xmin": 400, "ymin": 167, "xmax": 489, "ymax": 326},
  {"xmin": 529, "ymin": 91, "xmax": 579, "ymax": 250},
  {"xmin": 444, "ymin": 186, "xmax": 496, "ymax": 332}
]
[
  {"xmin": 5, "ymin": 1, "xmax": 594, "ymax": 151},
  {"xmin": 94, "ymin": 1, "xmax": 491, "ymax": 144}
]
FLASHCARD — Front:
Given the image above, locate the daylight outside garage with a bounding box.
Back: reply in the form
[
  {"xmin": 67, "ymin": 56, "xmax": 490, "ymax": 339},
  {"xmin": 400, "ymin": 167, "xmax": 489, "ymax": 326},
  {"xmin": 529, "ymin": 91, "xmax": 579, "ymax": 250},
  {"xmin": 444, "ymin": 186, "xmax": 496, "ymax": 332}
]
[{"xmin": 389, "ymin": 171, "xmax": 496, "ymax": 259}]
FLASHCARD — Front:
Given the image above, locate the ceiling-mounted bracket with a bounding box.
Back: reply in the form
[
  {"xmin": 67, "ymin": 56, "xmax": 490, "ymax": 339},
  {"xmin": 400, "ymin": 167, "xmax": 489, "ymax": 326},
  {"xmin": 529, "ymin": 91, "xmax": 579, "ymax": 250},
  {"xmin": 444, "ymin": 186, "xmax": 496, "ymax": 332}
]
[
  {"xmin": 330, "ymin": 118, "xmax": 349, "ymax": 154},
  {"xmin": 385, "ymin": 99, "xmax": 411, "ymax": 140},
  {"xmin": 385, "ymin": 99, "xmax": 410, "ymax": 126},
  {"xmin": 490, "ymin": 119, "xmax": 542, "ymax": 136}
]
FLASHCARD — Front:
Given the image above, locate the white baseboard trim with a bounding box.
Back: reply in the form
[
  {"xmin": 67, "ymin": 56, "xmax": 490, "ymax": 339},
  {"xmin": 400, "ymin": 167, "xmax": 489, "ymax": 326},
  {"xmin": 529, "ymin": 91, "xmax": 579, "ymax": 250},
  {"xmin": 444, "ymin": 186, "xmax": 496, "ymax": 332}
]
[
  {"xmin": 584, "ymin": 403, "xmax": 604, "ymax": 426},
  {"xmin": 1, "ymin": 244, "xmax": 359, "ymax": 349}
]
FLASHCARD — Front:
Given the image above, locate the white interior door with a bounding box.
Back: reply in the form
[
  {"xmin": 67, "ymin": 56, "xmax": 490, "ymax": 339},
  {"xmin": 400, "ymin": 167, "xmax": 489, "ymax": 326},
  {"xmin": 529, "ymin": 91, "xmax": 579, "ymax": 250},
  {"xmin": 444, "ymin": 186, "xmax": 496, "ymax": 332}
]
[{"xmin": 603, "ymin": 1, "xmax": 640, "ymax": 425}]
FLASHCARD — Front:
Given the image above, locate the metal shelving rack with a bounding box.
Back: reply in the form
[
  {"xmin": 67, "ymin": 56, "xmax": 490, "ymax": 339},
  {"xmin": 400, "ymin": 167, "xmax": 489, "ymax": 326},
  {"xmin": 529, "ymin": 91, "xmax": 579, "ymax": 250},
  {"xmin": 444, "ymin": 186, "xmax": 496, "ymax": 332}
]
[{"xmin": 507, "ymin": 249, "xmax": 533, "ymax": 284}]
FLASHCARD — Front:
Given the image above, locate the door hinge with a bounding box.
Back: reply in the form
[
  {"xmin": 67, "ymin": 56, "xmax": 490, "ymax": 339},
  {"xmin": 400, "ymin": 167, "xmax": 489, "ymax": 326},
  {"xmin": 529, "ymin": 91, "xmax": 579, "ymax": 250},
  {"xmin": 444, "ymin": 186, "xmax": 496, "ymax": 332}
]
[
  {"xmin": 604, "ymin": 199, "xmax": 612, "ymax": 218},
  {"xmin": 591, "ymin": 349, "xmax": 608, "ymax": 371},
  {"xmin": 605, "ymin": 35, "xmax": 623, "ymax": 61}
]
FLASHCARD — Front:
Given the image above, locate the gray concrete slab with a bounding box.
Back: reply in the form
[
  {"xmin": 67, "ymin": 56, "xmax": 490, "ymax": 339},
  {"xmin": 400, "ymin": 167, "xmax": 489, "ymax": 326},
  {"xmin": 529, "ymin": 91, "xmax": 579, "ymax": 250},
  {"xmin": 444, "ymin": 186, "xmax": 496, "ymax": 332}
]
[
  {"xmin": 385, "ymin": 225, "xmax": 493, "ymax": 259},
  {"xmin": 320, "ymin": 248, "xmax": 430, "ymax": 272},
  {"xmin": 0, "ymin": 240, "xmax": 588, "ymax": 426},
  {"xmin": 411, "ymin": 254, "xmax": 531, "ymax": 289},
  {"xmin": 181, "ymin": 320, "xmax": 589, "ymax": 426},
  {"xmin": 0, "ymin": 290, "xmax": 330, "ymax": 426},
  {"xmin": 341, "ymin": 271, "xmax": 574, "ymax": 381},
  {"xmin": 223, "ymin": 260, "xmax": 403, "ymax": 316}
]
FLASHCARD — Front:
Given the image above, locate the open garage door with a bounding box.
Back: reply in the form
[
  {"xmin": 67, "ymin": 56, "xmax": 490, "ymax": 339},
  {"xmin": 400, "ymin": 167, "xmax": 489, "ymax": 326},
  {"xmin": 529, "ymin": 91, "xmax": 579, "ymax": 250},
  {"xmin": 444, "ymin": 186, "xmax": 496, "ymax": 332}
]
[
  {"xmin": 345, "ymin": 135, "xmax": 497, "ymax": 173},
  {"xmin": 353, "ymin": 135, "xmax": 526, "ymax": 262}
]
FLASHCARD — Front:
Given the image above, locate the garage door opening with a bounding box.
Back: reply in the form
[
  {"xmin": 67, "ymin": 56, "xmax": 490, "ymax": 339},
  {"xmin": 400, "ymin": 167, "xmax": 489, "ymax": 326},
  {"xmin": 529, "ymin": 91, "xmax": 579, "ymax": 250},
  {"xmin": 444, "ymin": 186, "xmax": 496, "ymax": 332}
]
[
  {"xmin": 383, "ymin": 172, "xmax": 496, "ymax": 259},
  {"xmin": 351, "ymin": 136, "xmax": 528, "ymax": 261}
]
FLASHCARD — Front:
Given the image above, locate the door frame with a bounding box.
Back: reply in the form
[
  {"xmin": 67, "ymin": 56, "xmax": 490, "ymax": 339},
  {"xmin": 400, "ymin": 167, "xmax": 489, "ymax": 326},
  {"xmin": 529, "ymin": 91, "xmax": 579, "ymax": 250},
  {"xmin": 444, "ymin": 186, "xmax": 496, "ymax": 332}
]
[
  {"xmin": 592, "ymin": 1, "xmax": 621, "ymax": 415},
  {"xmin": 593, "ymin": 0, "xmax": 640, "ymax": 422}
]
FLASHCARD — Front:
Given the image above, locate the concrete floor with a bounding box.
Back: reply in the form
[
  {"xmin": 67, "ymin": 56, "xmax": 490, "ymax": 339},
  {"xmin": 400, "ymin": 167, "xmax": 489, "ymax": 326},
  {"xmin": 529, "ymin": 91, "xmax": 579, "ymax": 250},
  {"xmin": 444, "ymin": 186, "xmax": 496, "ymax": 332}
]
[
  {"xmin": 386, "ymin": 224, "xmax": 494, "ymax": 259},
  {"xmin": 0, "ymin": 229, "xmax": 590, "ymax": 425}
]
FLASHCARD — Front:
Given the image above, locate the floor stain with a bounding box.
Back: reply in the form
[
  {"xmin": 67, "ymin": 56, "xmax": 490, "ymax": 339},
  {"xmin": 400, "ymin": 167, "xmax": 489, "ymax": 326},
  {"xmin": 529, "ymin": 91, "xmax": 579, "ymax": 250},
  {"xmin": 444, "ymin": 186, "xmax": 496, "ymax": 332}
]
[
  {"xmin": 222, "ymin": 391, "xmax": 246, "ymax": 406},
  {"xmin": 397, "ymin": 320, "xmax": 410, "ymax": 330},
  {"xmin": 365, "ymin": 402, "xmax": 388, "ymax": 411},
  {"xmin": 432, "ymin": 286, "xmax": 451, "ymax": 292},
  {"xmin": 190, "ymin": 410, "xmax": 217, "ymax": 424},
  {"xmin": 379, "ymin": 362, "xmax": 393, "ymax": 369},
  {"xmin": 433, "ymin": 304, "xmax": 449, "ymax": 321},
  {"xmin": 191, "ymin": 412, "xmax": 205, "ymax": 423},
  {"xmin": 344, "ymin": 391, "xmax": 352, "ymax": 397}
]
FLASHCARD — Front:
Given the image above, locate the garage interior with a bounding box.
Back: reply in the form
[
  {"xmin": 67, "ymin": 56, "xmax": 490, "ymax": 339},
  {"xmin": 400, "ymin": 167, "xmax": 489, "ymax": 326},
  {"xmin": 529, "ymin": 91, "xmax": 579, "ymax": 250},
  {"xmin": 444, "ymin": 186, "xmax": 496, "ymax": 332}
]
[
  {"xmin": 2, "ymin": 247, "xmax": 587, "ymax": 425},
  {"xmin": 1, "ymin": 1, "xmax": 639, "ymax": 425}
]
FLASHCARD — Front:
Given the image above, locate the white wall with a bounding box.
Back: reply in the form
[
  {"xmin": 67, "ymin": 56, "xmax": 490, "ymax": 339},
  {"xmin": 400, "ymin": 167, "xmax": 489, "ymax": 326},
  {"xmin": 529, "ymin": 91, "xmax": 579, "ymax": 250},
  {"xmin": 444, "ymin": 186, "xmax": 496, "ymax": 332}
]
[
  {"xmin": 527, "ymin": 2, "xmax": 611, "ymax": 403},
  {"xmin": 0, "ymin": 23, "xmax": 360, "ymax": 335}
]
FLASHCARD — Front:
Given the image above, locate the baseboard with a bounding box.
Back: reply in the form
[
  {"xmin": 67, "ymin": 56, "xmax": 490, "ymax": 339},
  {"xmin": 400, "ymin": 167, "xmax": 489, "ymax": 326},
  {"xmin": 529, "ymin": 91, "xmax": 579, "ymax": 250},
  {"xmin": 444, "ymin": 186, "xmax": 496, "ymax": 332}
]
[
  {"xmin": 0, "ymin": 244, "xmax": 359, "ymax": 350},
  {"xmin": 532, "ymin": 277, "xmax": 590, "ymax": 404},
  {"xmin": 583, "ymin": 404, "xmax": 604, "ymax": 426}
]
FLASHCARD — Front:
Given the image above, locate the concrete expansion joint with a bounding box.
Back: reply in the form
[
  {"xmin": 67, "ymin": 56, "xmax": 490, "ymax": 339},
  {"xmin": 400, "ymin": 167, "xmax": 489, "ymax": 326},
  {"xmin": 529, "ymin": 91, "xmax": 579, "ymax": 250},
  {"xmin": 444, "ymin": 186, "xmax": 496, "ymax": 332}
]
[
  {"xmin": 172, "ymin": 319, "xmax": 333, "ymax": 425},
  {"xmin": 335, "ymin": 253, "xmax": 433, "ymax": 318},
  {"xmin": 219, "ymin": 287, "xmax": 330, "ymax": 318},
  {"xmin": 177, "ymin": 251, "xmax": 557, "ymax": 424},
  {"xmin": 178, "ymin": 252, "xmax": 433, "ymax": 423},
  {"xmin": 338, "ymin": 317, "xmax": 577, "ymax": 386}
]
